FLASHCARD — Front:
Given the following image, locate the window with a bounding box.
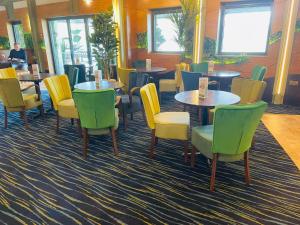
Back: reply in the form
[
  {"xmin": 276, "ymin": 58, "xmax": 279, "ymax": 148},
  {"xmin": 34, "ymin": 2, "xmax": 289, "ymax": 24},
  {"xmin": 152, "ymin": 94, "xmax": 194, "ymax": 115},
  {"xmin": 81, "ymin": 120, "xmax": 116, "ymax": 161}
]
[
  {"xmin": 12, "ymin": 21, "xmax": 26, "ymax": 48},
  {"xmin": 152, "ymin": 8, "xmax": 183, "ymax": 53},
  {"xmin": 218, "ymin": 1, "xmax": 273, "ymax": 55},
  {"xmin": 48, "ymin": 16, "xmax": 94, "ymax": 74}
]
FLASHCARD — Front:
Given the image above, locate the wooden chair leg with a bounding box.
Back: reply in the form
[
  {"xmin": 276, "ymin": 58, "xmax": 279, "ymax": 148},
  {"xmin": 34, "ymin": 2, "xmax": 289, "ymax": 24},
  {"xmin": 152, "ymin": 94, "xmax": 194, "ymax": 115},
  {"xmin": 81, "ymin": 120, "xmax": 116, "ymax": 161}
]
[
  {"xmin": 244, "ymin": 151, "xmax": 251, "ymax": 185},
  {"xmin": 210, "ymin": 153, "xmax": 218, "ymax": 192},
  {"xmin": 155, "ymin": 137, "xmax": 158, "ymax": 146},
  {"xmin": 191, "ymin": 145, "xmax": 197, "ymax": 167},
  {"xmin": 39, "ymin": 104, "xmax": 44, "ymax": 117},
  {"xmin": 56, "ymin": 112, "xmax": 60, "ymax": 134},
  {"xmin": 20, "ymin": 111, "xmax": 29, "ymax": 129},
  {"xmin": 183, "ymin": 105, "xmax": 186, "ymax": 112},
  {"xmin": 184, "ymin": 140, "xmax": 189, "ymax": 163},
  {"xmin": 110, "ymin": 128, "xmax": 119, "ymax": 156},
  {"xmin": 71, "ymin": 118, "xmax": 74, "ymax": 125},
  {"xmin": 130, "ymin": 113, "xmax": 133, "ymax": 120},
  {"xmin": 76, "ymin": 119, "xmax": 82, "ymax": 137},
  {"xmin": 149, "ymin": 129, "xmax": 156, "ymax": 158},
  {"xmin": 83, "ymin": 128, "xmax": 88, "ymax": 159},
  {"xmin": 4, "ymin": 107, "xmax": 8, "ymax": 129},
  {"xmin": 251, "ymin": 138, "xmax": 256, "ymax": 149}
]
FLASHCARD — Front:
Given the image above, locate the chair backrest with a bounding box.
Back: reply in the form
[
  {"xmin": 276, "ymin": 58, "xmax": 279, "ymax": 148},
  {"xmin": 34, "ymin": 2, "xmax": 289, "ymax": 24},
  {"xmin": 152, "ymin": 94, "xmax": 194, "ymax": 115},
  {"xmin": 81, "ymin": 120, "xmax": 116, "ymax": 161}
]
[
  {"xmin": 251, "ymin": 65, "xmax": 267, "ymax": 81},
  {"xmin": 181, "ymin": 71, "xmax": 203, "ymax": 91},
  {"xmin": 231, "ymin": 78, "xmax": 267, "ymax": 104},
  {"xmin": 0, "ymin": 78, "xmax": 24, "ymax": 108},
  {"xmin": 175, "ymin": 62, "xmax": 190, "ymax": 88},
  {"xmin": 213, "ymin": 101, "xmax": 267, "ymax": 155},
  {"xmin": 73, "ymin": 89, "xmax": 116, "ymax": 129},
  {"xmin": 44, "ymin": 75, "xmax": 73, "ymax": 111},
  {"xmin": 0, "ymin": 62, "xmax": 12, "ymax": 69},
  {"xmin": 132, "ymin": 60, "xmax": 146, "ymax": 69},
  {"xmin": 128, "ymin": 72, "xmax": 149, "ymax": 92},
  {"xmin": 140, "ymin": 83, "xmax": 161, "ymax": 130},
  {"xmin": 117, "ymin": 68, "xmax": 136, "ymax": 92},
  {"xmin": 64, "ymin": 64, "xmax": 86, "ymax": 83},
  {"xmin": 0, "ymin": 67, "xmax": 17, "ymax": 79},
  {"xmin": 67, "ymin": 66, "xmax": 79, "ymax": 90},
  {"xmin": 191, "ymin": 62, "xmax": 209, "ymax": 73}
]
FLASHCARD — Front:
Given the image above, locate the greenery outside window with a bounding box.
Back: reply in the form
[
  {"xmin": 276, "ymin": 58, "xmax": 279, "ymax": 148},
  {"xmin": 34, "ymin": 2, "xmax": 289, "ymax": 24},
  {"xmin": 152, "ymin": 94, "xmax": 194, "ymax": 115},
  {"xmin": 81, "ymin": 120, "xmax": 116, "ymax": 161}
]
[
  {"xmin": 151, "ymin": 8, "xmax": 184, "ymax": 53},
  {"xmin": 12, "ymin": 21, "xmax": 26, "ymax": 48},
  {"xmin": 217, "ymin": 0, "xmax": 273, "ymax": 56}
]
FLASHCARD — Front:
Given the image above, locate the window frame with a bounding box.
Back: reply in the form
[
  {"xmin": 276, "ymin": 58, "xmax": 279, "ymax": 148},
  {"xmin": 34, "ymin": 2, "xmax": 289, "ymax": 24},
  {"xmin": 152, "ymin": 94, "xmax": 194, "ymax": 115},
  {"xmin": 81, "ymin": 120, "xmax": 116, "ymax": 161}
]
[
  {"xmin": 151, "ymin": 7, "xmax": 183, "ymax": 54},
  {"xmin": 217, "ymin": 0, "xmax": 274, "ymax": 56}
]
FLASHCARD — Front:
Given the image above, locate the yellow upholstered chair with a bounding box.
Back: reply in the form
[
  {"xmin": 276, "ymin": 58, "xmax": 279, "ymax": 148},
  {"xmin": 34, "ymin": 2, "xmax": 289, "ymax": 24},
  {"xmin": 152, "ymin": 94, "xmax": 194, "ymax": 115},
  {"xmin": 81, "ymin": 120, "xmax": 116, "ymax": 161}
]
[
  {"xmin": 0, "ymin": 67, "xmax": 17, "ymax": 78},
  {"xmin": 44, "ymin": 75, "xmax": 79, "ymax": 133},
  {"xmin": 0, "ymin": 78, "xmax": 43, "ymax": 129},
  {"xmin": 117, "ymin": 68, "xmax": 136, "ymax": 93},
  {"xmin": 140, "ymin": 83, "xmax": 190, "ymax": 161},
  {"xmin": 159, "ymin": 63, "xmax": 189, "ymax": 96},
  {"xmin": 209, "ymin": 78, "xmax": 267, "ymax": 123}
]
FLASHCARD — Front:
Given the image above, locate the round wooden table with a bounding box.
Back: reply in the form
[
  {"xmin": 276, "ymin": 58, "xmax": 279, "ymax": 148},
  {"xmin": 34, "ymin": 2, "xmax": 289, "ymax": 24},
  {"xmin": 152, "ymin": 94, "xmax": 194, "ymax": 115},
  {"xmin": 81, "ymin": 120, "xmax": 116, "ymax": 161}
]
[
  {"xmin": 74, "ymin": 80, "xmax": 124, "ymax": 90},
  {"xmin": 175, "ymin": 90, "xmax": 240, "ymax": 125},
  {"xmin": 136, "ymin": 67, "xmax": 167, "ymax": 74},
  {"xmin": 204, "ymin": 71, "xmax": 240, "ymax": 91}
]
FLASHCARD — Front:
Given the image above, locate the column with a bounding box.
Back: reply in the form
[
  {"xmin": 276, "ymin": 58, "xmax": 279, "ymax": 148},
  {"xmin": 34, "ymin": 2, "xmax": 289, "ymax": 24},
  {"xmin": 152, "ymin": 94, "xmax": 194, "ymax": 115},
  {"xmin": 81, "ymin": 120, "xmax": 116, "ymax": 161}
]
[
  {"xmin": 112, "ymin": 0, "xmax": 128, "ymax": 68},
  {"xmin": 26, "ymin": 0, "xmax": 44, "ymax": 71},
  {"xmin": 272, "ymin": 0, "xmax": 300, "ymax": 104},
  {"xmin": 193, "ymin": 0, "xmax": 207, "ymax": 63}
]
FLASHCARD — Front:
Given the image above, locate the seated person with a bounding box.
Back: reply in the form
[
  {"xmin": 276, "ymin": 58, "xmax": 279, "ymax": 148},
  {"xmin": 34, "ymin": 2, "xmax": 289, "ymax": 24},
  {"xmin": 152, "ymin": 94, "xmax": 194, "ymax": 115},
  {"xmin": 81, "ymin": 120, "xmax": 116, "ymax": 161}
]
[{"xmin": 8, "ymin": 42, "xmax": 28, "ymax": 70}]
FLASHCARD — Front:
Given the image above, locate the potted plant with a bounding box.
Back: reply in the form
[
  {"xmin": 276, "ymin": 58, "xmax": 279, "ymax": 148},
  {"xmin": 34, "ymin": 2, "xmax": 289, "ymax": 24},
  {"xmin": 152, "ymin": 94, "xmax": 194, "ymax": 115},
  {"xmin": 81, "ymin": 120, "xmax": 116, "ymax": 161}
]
[
  {"xmin": 89, "ymin": 10, "xmax": 119, "ymax": 80},
  {"xmin": 170, "ymin": 0, "xmax": 199, "ymax": 62}
]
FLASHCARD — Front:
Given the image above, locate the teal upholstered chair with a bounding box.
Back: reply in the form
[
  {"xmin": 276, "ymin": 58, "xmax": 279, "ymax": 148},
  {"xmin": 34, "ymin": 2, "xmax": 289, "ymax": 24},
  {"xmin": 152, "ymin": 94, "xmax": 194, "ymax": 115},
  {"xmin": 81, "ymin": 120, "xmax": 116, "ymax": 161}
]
[
  {"xmin": 251, "ymin": 65, "xmax": 267, "ymax": 81},
  {"xmin": 191, "ymin": 62, "xmax": 209, "ymax": 73},
  {"xmin": 191, "ymin": 101, "xmax": 268, "ymax": 192},
  {"xmin": 67, "ymin": 66, "xmax": 79, "ymax": 90},
  {"xmin": 73, "ymin": 89, "xmax": 119, "ymax": 158},
  {"xmin": 132, "ymin": 60, "xmax": 146, "ymax": 69}
]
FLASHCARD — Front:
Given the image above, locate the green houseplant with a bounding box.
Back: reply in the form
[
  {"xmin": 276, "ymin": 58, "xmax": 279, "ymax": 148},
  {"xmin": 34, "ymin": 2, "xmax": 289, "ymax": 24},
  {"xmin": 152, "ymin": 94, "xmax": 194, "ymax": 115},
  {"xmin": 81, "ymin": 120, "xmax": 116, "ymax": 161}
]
[
  {"xmin": 170, "ymin": 0, "xmax": 199, "ymax": 61},
  {"xmin": 0, "ymin": 36, "xmax": 10, "ymax": 50},
  {"xmin": 89, "ymin": 10, "xmax": 119, "ymax": 79}
]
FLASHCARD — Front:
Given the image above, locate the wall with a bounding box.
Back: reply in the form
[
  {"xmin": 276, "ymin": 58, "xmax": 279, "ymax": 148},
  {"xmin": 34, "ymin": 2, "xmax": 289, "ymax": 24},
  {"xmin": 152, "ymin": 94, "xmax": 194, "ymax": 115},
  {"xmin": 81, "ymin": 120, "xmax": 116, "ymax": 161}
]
[{"xmin": 126, "ymin": 0, "xmax": 300, "ymax": 77}]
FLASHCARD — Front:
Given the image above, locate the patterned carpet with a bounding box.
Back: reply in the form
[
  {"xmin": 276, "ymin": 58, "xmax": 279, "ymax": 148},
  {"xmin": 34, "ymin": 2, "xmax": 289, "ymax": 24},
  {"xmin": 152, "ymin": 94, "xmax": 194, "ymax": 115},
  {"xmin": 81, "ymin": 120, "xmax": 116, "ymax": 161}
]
[{"xmin": 0, "ymin": 91, "xmax": 300, "ymax": 224}]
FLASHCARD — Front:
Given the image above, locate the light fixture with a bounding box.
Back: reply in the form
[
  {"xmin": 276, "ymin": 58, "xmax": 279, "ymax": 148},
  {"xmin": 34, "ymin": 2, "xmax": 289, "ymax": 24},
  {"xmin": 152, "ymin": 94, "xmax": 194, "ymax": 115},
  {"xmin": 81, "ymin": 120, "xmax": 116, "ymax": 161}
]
[{"xmin": 84, "ymin": 0, "xmax": 92, "ymax": 6}]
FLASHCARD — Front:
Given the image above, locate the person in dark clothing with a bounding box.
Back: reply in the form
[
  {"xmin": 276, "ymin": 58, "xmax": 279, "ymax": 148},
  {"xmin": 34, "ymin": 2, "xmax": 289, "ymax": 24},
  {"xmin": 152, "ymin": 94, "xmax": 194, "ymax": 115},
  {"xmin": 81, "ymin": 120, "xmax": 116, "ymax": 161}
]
[{"xmin": 8, "ymin": 42, "xmax": 28, "ymax": 70}]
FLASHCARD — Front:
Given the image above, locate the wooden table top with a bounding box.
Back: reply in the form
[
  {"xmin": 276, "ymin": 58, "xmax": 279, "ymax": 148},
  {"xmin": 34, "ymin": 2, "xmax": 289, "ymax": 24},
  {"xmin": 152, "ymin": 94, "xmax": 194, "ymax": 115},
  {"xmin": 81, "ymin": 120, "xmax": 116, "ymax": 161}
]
[
  {"xmin": 205, "ymin": 71, "xmax": 240, "ymax": 78},
  {"xmin": 136, "ymin": 67, "xmax": 167, "ymax": 74},
  {"xmin": 175, "ymin": 90, "xmax": 240, "ymax": 107},
  {"xmin": 18, "ymin": 73, "xmax": 53, "ymax": 82},
  {"xmin": 74, "ymin": 80, "xmax": 124, "ymax": 91}
]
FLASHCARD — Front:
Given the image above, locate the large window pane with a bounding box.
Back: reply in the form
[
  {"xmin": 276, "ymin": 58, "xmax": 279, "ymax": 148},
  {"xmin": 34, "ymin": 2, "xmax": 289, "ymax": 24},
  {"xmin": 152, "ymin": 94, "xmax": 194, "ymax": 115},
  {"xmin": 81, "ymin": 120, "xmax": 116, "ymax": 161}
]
[
  {"xmin": 12, "ymin": 22, "xmax": 25, "ymax": 48},
  {"xmin": 70, "ymin": 19, "xmax": 89, "ymax": 67},
  {"xmin": 153, "ymin": 11, "xmax": 183, "ymax": 52},
  {"xmin": 219, "ymin": 3, "xmax": 272, "ymax": 55},
  {"xmin": 49, "ymin": 20, "xmax": 72, "ymax": 74}
]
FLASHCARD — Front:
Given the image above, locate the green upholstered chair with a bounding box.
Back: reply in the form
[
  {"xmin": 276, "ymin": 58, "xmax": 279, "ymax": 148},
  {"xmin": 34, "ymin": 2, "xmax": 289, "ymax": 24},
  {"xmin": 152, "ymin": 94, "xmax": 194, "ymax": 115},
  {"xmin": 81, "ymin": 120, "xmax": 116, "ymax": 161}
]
[
  {"xmin": 251, "ymin": 65, "xmax": 267, "ymax": 81},
  {"xmin": 132, "ymin": 60, "xmax": 146, "ymax": 69},
  {"xmin": 120, "ymin": 72, "xmax": 149, "ymax": 129},
  {"xmin": 191, "ymin": 62, "xmax": 209, "ymax": 73},
  {"xmin": 0, "ymin": 78, "xmax": 43, "ymax": 129},
  {"xmin": 73, "ymin": 89, "xmax": 119, "ymax": 158},
  {"xmin": 191, "ymin": 101, "xmax": 268, "ymax": 192}
]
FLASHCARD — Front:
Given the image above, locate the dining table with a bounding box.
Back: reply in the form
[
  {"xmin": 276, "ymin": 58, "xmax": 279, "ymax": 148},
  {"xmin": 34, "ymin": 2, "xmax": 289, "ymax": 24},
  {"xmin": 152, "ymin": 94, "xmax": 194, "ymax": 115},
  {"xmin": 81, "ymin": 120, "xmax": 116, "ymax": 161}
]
[
  {"xmin": 74, "ymin": 80, "xmax": 124, "ymax": 91},
  {"xmin": 203, "ymin": 71, "xmax": 240, "ymax": 91},
  {"xmin": 175, "ymin": 90, "xmax": 241, "ymax": 125}
]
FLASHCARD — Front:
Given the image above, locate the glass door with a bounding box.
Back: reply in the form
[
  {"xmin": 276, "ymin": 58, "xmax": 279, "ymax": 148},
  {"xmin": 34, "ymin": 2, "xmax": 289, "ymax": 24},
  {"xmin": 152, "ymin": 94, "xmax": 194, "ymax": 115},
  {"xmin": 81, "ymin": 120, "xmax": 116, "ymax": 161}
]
[
  {"xmin": 49, "ymin": 20, "xmax": 72, "ymax": 74},
  {"xmin": 48, "ymin": 16, "xmax": 96, "ymax": 75}
]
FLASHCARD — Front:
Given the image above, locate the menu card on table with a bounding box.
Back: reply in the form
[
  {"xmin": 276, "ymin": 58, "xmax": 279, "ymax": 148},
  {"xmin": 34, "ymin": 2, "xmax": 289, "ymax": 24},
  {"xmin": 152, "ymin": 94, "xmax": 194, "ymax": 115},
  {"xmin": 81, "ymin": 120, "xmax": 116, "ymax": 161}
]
[
  {"xmin": 208, "ymin": 61, "xmax": 214, "ymax": 72},
  {"xmin": 199, "ymin": 77, "xmax": 208, "ymax": 99},
  {"xmin": 32, "ymin": 64, "xmax": 40, "ymax": 79},
  {"xmin": 94, "ymin": 70, "xmax": 102, "ymax": 87},
  {"xmin": 146, "ymin": 59, "xmax": 151, "ymax": 71}
]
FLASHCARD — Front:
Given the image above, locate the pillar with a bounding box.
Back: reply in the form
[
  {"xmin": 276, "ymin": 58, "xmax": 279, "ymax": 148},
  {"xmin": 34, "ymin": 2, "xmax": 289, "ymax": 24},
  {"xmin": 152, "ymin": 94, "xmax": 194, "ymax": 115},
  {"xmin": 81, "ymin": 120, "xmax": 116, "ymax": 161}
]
[{"xmin": 272, "ymin": 0, "xmax": 300, "ymax": 104}]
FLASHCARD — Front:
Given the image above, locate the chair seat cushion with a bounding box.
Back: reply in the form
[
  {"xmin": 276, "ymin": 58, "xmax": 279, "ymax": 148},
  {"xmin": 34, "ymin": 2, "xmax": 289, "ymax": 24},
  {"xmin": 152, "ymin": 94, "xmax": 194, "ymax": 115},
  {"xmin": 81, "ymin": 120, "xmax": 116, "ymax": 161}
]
[
  {"xmin": 121, "ymin": 95, "xmax": 142, "ymax": 114},
  {"xmin": 154, "ymin": 112, "xmax": 190, "ymax": 140},
  {"xmin": 57, "ymin": 99, "xmax": 79, "ymax": 119},
  {"xmin": 192, "ymin": 126, "xmax": 244, "ymax": 162},
  {"xmin": 23, "ymin": 94, "xmax": 42, "ymax": 110},
  {"xmin": 88, "ymin": 109, "xmax": 119, "ymax": 135},
  {"xmin": 159, "ymin": 79, "xmax": 177, "ymax": 92}
]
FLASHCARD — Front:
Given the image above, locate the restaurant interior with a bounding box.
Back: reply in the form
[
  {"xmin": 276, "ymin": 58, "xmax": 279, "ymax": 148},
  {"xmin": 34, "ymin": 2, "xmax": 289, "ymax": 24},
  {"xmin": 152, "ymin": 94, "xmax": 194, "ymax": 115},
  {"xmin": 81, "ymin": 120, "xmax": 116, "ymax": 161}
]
[{"xmin": 0, "ymin": 0, "xmax": 299, "ymax": 224}]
